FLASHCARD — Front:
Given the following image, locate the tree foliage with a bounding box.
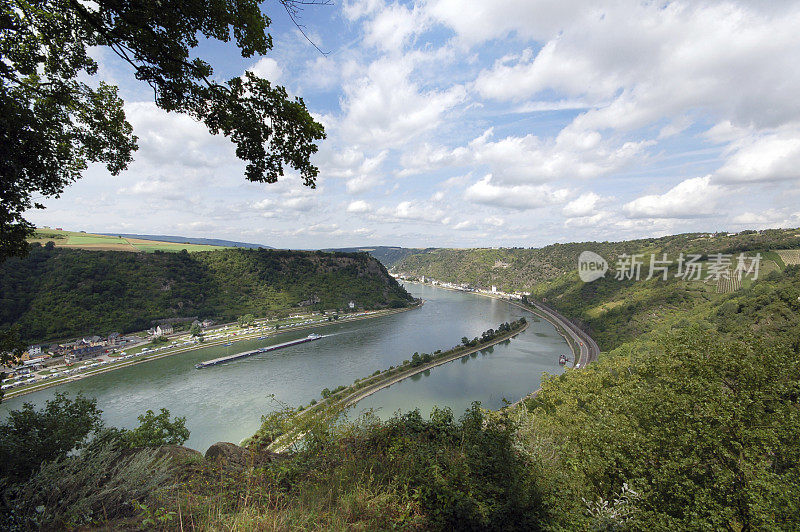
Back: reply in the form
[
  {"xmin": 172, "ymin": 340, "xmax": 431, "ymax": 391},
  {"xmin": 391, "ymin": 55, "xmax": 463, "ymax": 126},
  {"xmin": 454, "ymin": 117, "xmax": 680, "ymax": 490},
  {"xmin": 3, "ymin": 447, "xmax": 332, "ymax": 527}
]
[
  {"xmin": 0, "ymin": 0, "xmax": 325, "ymax": 261},
  {"xmin": 0, "ymin": 392, "xmax": 102, "ymax": 484},
  {"xmin": 523, "ymin": 328, "xmax": 800, "ymax": 529},
  {"xmin": 117, "ymin": 408, "xmax": 190, "ymax": 448},
  {"xmin": 237, "ymin": 314, "xmax": 255, "ymax": 328},
  {"xmin": 280, "ymin": 404, "xmax": 546, "ymax": 530}
]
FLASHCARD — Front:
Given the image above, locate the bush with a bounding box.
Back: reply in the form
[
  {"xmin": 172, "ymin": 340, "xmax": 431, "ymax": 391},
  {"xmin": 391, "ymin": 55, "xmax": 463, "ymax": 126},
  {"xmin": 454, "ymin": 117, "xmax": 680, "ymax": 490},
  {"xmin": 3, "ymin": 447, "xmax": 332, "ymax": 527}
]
[
  {"xmin": 285, "ymin": 403, "xmax": 547, "ymax": 531},
  {"xmin": 118, "ymin": 408, "xmax": 190, "ymax": 447},
  {"xmin": 0, "ymin": 392, "xmax": 102, "ymax": 484},
  {"xmin": 9, "ymin": 441, "xmax": 174, "ymax": 529}
]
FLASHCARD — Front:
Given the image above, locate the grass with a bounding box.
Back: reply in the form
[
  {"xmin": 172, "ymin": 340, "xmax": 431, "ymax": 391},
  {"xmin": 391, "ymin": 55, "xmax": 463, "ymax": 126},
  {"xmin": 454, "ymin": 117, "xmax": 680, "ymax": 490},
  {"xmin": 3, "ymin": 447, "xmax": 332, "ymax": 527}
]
[{"xmin": 585, "ymin": 300, "xmax": 624, "ymax": 318}]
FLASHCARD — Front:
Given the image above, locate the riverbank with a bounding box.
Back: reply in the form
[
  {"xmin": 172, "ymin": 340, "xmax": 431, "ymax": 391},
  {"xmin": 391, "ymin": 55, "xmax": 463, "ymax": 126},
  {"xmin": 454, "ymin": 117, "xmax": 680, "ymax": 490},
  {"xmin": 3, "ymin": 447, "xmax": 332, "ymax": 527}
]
[{"xmin": 3, "ymin": 303, "xmax": 423, "ymax": 400}]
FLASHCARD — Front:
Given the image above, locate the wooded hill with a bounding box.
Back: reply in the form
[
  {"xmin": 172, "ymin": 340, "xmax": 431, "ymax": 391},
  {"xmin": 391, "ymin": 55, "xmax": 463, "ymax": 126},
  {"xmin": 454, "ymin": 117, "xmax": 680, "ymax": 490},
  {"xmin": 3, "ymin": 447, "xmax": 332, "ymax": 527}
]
[
  {"xmin": 394, "ymin": 228, "xmax": 800, "ymax": 350},
  {"xmin": 0, "ymin": 246, "xmax": 415, "ymax": 343},
  {"xmin": 393, "ymin": 229, "xmax": 800, "ymax": 290}
]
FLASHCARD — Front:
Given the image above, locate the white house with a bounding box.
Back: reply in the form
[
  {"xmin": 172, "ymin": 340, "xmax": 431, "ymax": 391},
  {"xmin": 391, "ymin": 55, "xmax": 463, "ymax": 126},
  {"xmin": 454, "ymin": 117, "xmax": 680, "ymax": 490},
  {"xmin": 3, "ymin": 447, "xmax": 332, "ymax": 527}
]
[
  {"xmin": 348, "ymin": 301, "xmax": 355, "ymax": 309},
  {"xmin": 156, "ymin": 324, "xmax": 173, "ymax": 336},
  {"xmin": 27, "ymin": 345, "xmax": 42, "ymax": 356}
]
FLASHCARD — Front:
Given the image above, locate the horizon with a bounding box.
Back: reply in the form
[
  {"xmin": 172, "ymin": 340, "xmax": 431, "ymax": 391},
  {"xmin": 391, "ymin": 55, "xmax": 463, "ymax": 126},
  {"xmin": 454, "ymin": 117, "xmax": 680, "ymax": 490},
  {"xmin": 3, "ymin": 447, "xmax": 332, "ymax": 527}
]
[
  {"xmin": 32, "ymin": 224, "xmax": 800, "ymax": 252},
  {"xmin": 24, "ymin": 0, "xmax": 800, "ymax": 249}
]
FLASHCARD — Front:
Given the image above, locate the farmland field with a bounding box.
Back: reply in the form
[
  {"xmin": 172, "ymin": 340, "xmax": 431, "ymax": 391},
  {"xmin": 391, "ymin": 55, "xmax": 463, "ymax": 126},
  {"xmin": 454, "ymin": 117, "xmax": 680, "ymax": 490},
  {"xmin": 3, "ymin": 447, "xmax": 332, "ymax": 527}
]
[
  {"xmin": 127, "ymin": 239, "xmax": 227, "ymax": 252},
  {"xmin": 776, "ymin": 249, "xmax": 800, "ymax": 265},
  {"xmin": 29, "ymin": 229, "xmax": 229, "ymax": 253}
]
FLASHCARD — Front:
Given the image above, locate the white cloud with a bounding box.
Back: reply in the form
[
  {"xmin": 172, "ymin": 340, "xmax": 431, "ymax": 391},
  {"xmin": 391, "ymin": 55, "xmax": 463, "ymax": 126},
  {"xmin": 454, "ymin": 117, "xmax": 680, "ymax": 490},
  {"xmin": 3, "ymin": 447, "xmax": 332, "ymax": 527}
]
[
  {"xmin": 376, "ymin": 200, "xmax": 447, "ymax": 224},
  {"xmin": 363, "ymin": 3, "xmax": 429, "ymax": 52},
  {"xmin": 513, "ymin": 99, "xmax": 593, "ymax": 113},
  {"xmin": 403, "ymin": 127, "xmax": 650, "ymax": 183},
  {"xmin": 732, "ymin": 208, "xmax": 800, "ymax": 227},
  {"xmin": 347, "ymin": 200, "xmax": 372, "ymax": 213},
  {"xmin": 120, "ymin": 177, "xmax": 183, "ymax": 200},
  {"xmin": 470, "ymin": 2, "xmax": 800, "ymax": 132},
  {"xmin": 125, "ymin": 102, "xmax": 235, "ymax": 170},
  {"xmin": 658, "ymin": 116, "xmax": 693, "ymax": 140},
  {"xmin": 346, "ymin": 174, "xmax": 382, "ymax": 194},
  {"xmin": 714, "ymin": 130, "xmax": 800, "ymax": 183},
  {"xmin": 562, "ymin": 192, "xmax": 605, "ymax": 217},
  {"xmin": 248, "ymin": 57, "xmax": 282, "ymax": 82},
  {"xmin": 623, "ymin": 176, "xmax": 723, "ymax": 219},
  {"xmin": 464, "ymin": 174, "xmax": 570, "ymax": 210},
  {"xmin": 283, "ymin": 196, "xmax": 316, "ymax": 212},
  {"xmin": 563, "ymin": 211, "xmax": 613, "ymax": 229},
  {"xmin": 703, "ymin": 120, "xmax": 752, "ymax": 144},
  {"xmin": 317, "ymin": 147, "xmax": 388, "ymax": 193},
  {"xmin": 427, "ymin": 0, "xmax": 585, "ymax": 46},
  {"xmin": 338, "ymin": 56, "xmax": 467, "ymax": 147},
  {"xmin": 342, "ymin": 0, "xmax": 384, "ymax": 20}
]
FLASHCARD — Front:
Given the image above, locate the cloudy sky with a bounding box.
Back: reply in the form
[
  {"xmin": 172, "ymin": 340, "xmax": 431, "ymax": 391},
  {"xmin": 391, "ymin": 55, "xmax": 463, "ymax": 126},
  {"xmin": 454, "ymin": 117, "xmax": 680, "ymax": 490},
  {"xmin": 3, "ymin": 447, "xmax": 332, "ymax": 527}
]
[{"xmin": 28, "ymin": 0, "xmax": 800, "ymax": 248}]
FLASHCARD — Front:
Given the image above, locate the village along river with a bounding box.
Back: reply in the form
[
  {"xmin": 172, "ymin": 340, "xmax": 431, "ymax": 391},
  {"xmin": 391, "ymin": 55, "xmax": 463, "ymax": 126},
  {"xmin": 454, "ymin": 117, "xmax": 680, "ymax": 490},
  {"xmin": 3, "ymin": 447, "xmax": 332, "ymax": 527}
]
[{"xmin": 1, "ymin": 283, "xmax": 568, "ymax": 452}]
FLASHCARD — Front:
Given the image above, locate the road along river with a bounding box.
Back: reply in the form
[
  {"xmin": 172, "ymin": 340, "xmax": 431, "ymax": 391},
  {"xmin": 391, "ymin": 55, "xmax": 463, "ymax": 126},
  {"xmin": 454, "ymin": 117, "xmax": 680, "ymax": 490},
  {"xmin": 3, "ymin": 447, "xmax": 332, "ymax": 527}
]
[{"xmin": 1, "ymin": 283, "xmax": 568, "ymax": 452}]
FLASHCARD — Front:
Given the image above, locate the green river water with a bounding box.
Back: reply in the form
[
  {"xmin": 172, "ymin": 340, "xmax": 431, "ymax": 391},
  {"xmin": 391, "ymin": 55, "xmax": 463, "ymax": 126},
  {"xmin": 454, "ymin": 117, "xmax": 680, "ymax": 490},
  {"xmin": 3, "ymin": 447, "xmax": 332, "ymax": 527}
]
[{"xmin": 1, "ymin": 283, "xmax": 568, "ymax": 452}]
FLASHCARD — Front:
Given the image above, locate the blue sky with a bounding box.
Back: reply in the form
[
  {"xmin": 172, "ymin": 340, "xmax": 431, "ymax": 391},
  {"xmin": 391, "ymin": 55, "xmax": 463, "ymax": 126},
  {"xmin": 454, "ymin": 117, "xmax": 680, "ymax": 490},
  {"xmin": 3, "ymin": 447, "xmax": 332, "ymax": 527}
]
[{"xmin": 28, "ymin": 0, "xmax": 800, "ymax": 248}]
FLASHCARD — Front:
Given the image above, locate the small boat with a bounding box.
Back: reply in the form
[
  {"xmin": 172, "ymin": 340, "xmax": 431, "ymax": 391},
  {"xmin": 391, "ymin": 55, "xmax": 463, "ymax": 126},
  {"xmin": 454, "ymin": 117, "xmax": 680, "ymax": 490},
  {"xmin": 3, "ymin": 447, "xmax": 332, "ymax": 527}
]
[{"xmin": 558, "ymin": 354, "xmax": 568, "ymax": 365}]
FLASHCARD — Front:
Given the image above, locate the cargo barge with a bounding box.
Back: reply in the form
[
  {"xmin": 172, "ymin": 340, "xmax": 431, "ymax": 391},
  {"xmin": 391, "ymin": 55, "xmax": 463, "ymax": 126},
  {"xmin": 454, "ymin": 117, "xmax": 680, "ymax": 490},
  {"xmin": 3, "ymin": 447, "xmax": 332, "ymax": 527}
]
[{"xmin": 195, "ymin": 334, "xmax": 323, "ymax": 369}]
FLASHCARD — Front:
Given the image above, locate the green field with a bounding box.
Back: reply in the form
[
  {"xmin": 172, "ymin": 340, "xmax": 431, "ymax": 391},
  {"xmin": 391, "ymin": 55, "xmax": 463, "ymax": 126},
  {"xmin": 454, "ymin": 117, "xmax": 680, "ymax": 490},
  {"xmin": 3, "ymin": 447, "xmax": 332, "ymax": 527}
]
[
  {"xmin": 126, "ymin": 238, "xmax": 228, "ymax": 252},
  {"xmin": 30, "ymin": 229, "xmax": 229, "ymax": 253}
]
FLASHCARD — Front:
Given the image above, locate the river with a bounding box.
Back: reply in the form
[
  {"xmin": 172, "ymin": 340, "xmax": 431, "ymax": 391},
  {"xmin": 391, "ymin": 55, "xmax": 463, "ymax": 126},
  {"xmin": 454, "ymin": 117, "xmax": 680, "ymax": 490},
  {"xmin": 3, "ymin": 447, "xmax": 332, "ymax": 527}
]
[{"xmin": 1, "ymin": 283, "xmax": 568, "ymax": 451}]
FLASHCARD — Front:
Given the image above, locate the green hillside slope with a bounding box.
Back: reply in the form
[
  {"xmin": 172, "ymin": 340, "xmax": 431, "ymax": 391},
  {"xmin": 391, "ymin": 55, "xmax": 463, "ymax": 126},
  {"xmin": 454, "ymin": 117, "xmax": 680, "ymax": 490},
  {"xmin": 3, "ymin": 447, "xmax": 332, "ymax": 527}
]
[
  {"xmin": 394, "ymin": 228, "xmax": 800, "ymax": 351},
  {"xmin": 393, "ymin": 229, "xmax": 800, "ymax": 291},
  {"xmin": 0, "ymin": 246, "xmax": 414, "ymax": 342}
]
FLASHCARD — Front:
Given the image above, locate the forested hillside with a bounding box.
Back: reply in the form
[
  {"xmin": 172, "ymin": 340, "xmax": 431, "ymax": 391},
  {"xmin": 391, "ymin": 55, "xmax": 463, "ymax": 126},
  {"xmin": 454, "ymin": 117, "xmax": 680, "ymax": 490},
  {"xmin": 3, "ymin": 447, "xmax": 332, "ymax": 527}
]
[
  {"xmin": 394, "ymin": 229, "xmax": 800, "ymax": 290},
  {"xmin": 0, "ymin": 246, "xmax": 414, "ymax": 342},
  {"xmin": 394, "ymin": 228, "xmax": 800, "ymax": 351},
  {"xmin": 515, "ymin": 264, "xmax": 800, "ymax": 529}
]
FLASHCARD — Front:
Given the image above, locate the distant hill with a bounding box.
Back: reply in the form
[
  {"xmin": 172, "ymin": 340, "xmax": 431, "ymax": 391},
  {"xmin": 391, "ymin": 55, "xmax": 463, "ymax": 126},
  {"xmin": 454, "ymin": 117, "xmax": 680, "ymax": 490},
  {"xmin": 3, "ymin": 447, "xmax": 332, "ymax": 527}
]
[
  {"xmin": 28, "ymin": 228, "xmax": 271, "ymax": 253},
  {"xmin": 101, "ymin": 233, "xmax": 272, "ymax": 249},
  {"xmin": 323, "ymin": 246, "xmax": 436, "ymax": 267},
  {"xmin": 1, "ymin": 247, "xmax": 414, "ymax": 342}
]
